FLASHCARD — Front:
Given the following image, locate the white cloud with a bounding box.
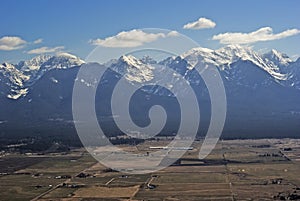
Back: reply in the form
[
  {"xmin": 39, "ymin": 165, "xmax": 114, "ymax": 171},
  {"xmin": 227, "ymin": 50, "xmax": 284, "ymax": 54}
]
[
  {"xmin": 27, "ymin": 46, "xmax": 64, "ymax": 54},
  {"xmin": 33, "ymin": 38, "xmax": 43, "ymax": 44},
  {"xmin": 167, "ymin": 31, "xmax": 180, "ymax": 37},
  {"xmin": 212, "ymin": 27, "xmax": 300, "ymax": 44},
  {"xmin": 90, "ymin": 29, "xmax": 178, "ymax": 48},
  {"xmin": 183, "ymin": 17, "xmax": 216, "ymax": 30},
  {"xmin": 0, "ymin": 36, "xmax": 27, "ymax": 51}
]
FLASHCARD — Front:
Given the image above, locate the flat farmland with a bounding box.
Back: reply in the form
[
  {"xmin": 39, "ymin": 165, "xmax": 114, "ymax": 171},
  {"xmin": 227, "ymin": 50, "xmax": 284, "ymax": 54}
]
[{"xmin": 0, "ymin": 139, "xmax": 300, "ymax": 200}]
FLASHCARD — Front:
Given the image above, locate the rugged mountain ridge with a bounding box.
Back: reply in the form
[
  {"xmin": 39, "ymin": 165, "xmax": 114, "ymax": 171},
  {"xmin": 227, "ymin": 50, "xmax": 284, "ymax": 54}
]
[
  {"xmin": 1, "ymin": 46, "xmax": 300, "ymax": 139},
  {"xmin": 0, "ymin": 53, "xmax": 84, "ymax": 99}
]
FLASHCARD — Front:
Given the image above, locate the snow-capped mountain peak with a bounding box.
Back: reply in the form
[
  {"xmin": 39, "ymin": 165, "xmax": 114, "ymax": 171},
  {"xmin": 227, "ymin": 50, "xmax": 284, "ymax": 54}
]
[
  {"xmin": 180, "ymin": 45, "xmax": 288, "ymax": 81},
  {"xmin": 120, "ymin": 55, "xmax": 143, "ymax": 67},
  {"xmin": 0, "ymin": 63, "xmax": 30, "ymax": 87},
  {"xmin": 53, "ymin": 52, "xmax": 85, "ymax": 67},
  {"xmin": 112, "ymin": 55, "xmax": 155, "ymax": 83},
  {"xmin": 1, "ymin": 53, "xmax": 84, "ymax": 99},
  {"xmin": 181, "ymin": 45, "xmax": 258, "ymax": 68},
  {"xmin": 216, "ymin": 44, "xmax": 254, "ymax": 61},
  {"xmin": 18, "ymin": 53, "xmax": 84, "ymax": 73},
  {"xmin": 1, "ymin": 47, "xmax": 299, "ymax": 100},
  {"xmin": 18, "ymin": 55, "xmax": 52, "ymax": 72},
  {"xmin": 262, "ymin": 49, "xmax": 292, "ymax": 67}
]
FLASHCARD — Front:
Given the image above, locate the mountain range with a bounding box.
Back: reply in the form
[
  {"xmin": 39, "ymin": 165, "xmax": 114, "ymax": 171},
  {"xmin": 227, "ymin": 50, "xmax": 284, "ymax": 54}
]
[{"xmin": 1, "ymin": 45, "xmax": 300, "ymax": 141}]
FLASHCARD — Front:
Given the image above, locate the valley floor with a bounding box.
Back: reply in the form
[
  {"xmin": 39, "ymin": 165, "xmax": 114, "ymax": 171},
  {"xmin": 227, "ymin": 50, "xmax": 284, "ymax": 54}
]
[{"xmin": 1, "ymin": 138, "xmax": 300, "ymax": 201}]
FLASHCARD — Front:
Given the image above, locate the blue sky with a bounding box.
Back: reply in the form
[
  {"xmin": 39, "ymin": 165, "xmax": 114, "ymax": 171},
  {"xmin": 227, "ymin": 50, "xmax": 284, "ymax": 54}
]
[{"xmin": 1, "ymin": 0, "xmax": 299, "ymax": 63}]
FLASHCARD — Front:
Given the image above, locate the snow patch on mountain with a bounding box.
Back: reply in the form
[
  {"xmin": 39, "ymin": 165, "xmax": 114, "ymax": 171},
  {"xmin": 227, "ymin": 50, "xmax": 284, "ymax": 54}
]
[
  {"xmin": 0, "ymin": 53, "xmax": 84, "ymax": 99},
  {"xmin": 1, "ymin": 46, "xmax": 300, "ymax": 100},
  {"xmin": 110, "ymin": 55, "xmax": 155, "ymax": 83},
  {"xmin": 0, "ymin": 63, "xmax": 30, "ymax": 87},
  {"xmin": 103, "ymin": 45, "xmax": 300, "ymax": 94},
  {"xmin": 263, "ymin": 49, "xmax": 293, "ymax": 68},
  {"xmin": 181, "ymin": 45, "xmax": 288, "ymax": 81},
  {"xmin": 7, "ymin": 88, "xmax": 28, "ymax": 99}
]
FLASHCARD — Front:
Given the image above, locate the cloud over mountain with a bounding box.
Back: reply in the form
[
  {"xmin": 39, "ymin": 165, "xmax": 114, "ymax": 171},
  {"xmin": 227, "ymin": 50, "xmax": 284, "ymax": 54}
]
[
  {"xmin": 27, "ymin": 46, "xmax": 64, "ymax": 54},
  {"xmin": 213, "ymin": 27, "xmax": 300, "ymax": 44},
  {"xmin": 183, "ymin": 17, "xmax": 216, "ymax": 30},
  {"xmin": 89, "ymin": 29, "xmax": 179, "ymax": 48}
]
